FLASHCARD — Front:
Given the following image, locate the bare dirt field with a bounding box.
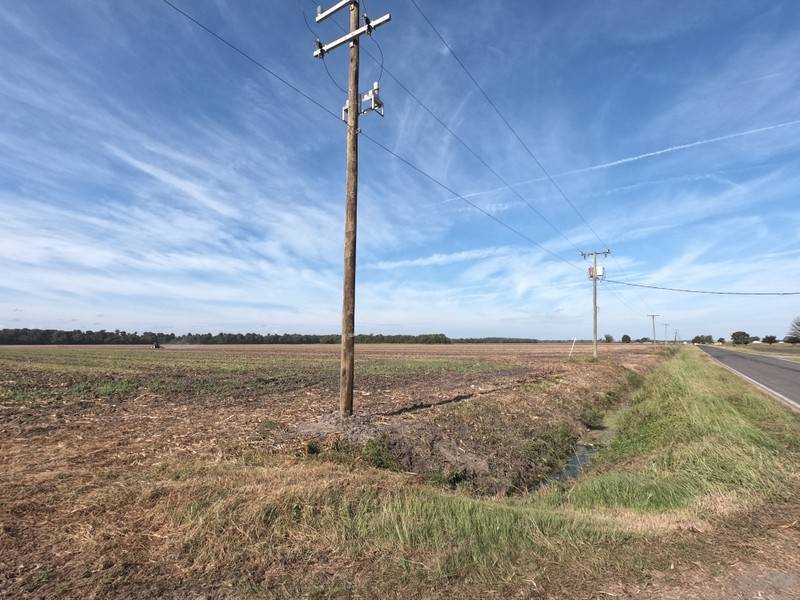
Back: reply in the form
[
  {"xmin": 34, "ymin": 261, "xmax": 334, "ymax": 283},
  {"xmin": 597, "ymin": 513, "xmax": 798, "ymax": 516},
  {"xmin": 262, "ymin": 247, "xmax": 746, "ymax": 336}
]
[
  {"xmin": 0, "ymin": 343, "xmax": 657, "ymax": 494},
  {"xmin": 2, "ymin": 343, "xmax": 799, "ymax": 599}
]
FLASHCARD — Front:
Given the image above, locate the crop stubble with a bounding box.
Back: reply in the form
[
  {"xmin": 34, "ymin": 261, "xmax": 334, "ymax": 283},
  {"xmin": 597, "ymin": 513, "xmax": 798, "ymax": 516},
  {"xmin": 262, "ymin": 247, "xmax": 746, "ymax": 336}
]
[{"xmin": 0, "ymin": 343, "xmax": 660, "ymax": 597}]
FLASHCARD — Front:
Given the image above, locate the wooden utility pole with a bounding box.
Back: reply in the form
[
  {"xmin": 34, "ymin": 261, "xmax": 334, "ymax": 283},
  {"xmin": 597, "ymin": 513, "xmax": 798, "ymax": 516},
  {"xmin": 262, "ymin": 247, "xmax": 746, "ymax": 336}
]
[
  {"xmin": 663, "ymin": 323, "xmax": 670, "ymax": 345},
  {"xmin": 313, "ymin": 1, "xmax": 390, "ymax": 418},
  {"xmin": 581, "ymin": 250, "xmax": 611, "ymax": 359},
  {"xmin": 339, "ymin": 1, "xmax": 360, "ymax": 419}
]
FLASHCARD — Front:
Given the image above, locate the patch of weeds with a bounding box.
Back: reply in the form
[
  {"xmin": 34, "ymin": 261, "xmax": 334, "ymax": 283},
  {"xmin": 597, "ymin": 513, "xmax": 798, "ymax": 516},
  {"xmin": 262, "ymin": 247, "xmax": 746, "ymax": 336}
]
[
  {"xmin": 625, "ymin": 369, "xmax": 644, "ymax": 388},
  {"xmin": 430, "ymin": 469, "xmax": 468, "ymax": 489},
  {"xmin": 25, "ymin": 569, "xmax": 49, "ymax": 591},
  {"xmin": 522, "ymin": 423, "xmax": 576, "ymax": 472},
  {"xmin": 603, "ymin": 388, "xmax": 621, "ymax": 405},
  {"xmin": 96, "ymin": 381, "xmax": 136, "ymax": 396},
  {"xmin": 330, "ymin": 436, "xmax": 354, "ymax": 453},
  {"xmin": 305, "ymin": 439, "xmax": 321, "ymax": 455},
  {"xmin": 515, "ymin": 380, "xmax": 556, "ymax": 394},
  {"xmin": 256, "ymin": 419, "xmax": 283, "ymax": 437},
  {"xmin": 579, "ymin": 406, "xmax": 605, "ymax": 429},
  {"xmin": 326, "ymin": 436, "xmax": 359, "ymax": 462},
  {"xmin": 362, "ymin": 435, "xmax": 401, "ymax": 470},
  {"xmin": 313, "ymin": 437, "xmax": 361, "ymax": 467}
]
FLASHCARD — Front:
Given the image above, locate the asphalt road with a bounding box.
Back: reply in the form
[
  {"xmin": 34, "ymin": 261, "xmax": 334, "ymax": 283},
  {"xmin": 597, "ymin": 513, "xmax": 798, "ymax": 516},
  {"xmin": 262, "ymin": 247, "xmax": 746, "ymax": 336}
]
[{"xmin": 700, "ymin": 345, "xmax": 800, "ymax": 410}]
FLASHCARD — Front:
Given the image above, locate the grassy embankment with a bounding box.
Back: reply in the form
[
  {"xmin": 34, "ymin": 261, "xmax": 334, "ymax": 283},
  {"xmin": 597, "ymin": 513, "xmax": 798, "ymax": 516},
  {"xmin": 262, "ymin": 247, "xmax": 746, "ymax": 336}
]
[{"xmin": 6, "ymin": 346, "xmax": 800, "ymax": 598}]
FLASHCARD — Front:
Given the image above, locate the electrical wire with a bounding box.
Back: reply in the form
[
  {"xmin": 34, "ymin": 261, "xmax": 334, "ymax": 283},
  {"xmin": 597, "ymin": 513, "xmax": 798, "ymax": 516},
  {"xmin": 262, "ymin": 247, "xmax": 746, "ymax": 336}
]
[
  {"xmin": 159, "ymin": 0, "xmax": 340, "ymax": 122},
  {"xmin": 408, "ymin": 0, "xmax": 657, "ymax": 315},
  {"xmin": 368, "ymin": 32, "xmax": 385, "ymax": 84},
  {"xmin": 408, "ymin": 0, "xmax": 597, "ymax": 238},
  {"xmin": 158, "ymin": 0, "xmax": 582, "ymax": 272},
  {"xmin": 598, "ymin": 279, "xmax": 650, "ymax": 316},
  {"xmin": 160, "ymin": 1, "xmax": 798, "ymax": 326},
  {"xmin": 322, "ymin": 56, "xmax": 348, "ymax": 94},
  {"xmin": 604, "ymin": 280, "xmax": 800, "ymax": 296},
  {"xmin": 313, "ymin": 1, "xmax": 585, "ymax": 257},
  {"xmin": 297, "ymin": 0, "xmax": 348, "ymax": 93},
  {"xmin": 360, "ymin": 131, "xmax": 583, "ymax": 271}
]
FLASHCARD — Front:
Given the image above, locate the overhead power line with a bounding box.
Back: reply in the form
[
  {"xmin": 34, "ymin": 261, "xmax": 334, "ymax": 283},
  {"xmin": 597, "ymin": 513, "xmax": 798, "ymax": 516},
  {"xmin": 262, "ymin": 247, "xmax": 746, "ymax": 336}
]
[
  {"xmin": 408, "ymin": 0, "xmax": 655, "ymax": 316},
  {"xmin": 308, "ymin": 0, "xmax": 583, "ymax": 256},
  {"xmin": 160, "ymin": 0, "xmax": 666, "ymax": 335},
  {"xmin": 604, "ymin": 280, "xmax": 800, "ymax": 296},
  {"xmin": 360, "ymin": 132, "xmax": 583, "ymax": 271},
  {"xmin": 159, "ymin": 0, "xmax": 584, "ymax": 272},
  {"xmin": 409, "ymin": 0, "xmax": 600, "ymax": 243},
  {"xmin": 159, "ymin": 0, "xmax": 340, "ymax": 121}
]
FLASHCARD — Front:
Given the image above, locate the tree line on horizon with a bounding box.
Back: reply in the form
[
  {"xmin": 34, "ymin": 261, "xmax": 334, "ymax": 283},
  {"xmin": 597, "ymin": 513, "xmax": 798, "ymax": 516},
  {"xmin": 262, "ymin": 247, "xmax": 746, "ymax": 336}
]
[{"xmin": 0, "ymin": 328, "xmax": 548, "ymax": 346}]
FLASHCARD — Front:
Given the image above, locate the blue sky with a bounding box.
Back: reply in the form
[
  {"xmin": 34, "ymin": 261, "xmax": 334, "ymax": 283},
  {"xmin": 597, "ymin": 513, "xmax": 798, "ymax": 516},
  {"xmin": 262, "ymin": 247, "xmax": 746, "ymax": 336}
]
[{"xmin": 1, "ymin": 0, "xmax": 799, "ymax": 341}]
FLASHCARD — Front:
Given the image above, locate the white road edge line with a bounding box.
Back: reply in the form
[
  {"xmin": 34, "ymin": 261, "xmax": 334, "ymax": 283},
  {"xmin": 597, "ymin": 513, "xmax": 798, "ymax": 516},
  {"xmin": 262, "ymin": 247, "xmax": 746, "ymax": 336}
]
[{"xmin": 701, "ymin": 349, "xmax": 800, "ymax": 413}]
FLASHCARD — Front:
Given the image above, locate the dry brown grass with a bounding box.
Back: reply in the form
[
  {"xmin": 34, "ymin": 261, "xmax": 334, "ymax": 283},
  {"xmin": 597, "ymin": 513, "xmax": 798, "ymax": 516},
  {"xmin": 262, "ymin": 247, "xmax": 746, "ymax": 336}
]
[{"xmin": 4, "ymin": 343, "xmax": 799, "ymax": 599}]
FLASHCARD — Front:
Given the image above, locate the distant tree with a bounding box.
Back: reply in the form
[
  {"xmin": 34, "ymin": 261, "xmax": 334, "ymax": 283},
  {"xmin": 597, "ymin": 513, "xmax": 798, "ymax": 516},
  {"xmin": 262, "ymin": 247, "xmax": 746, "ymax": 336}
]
[
  {"xmin": 731, "ymin": 331, "xmax": 750, "ymax": 345},
  {"xmin": 789, "ymin": 317, "xmax": 800, "ymax": 339},
  {"xmin": 636, "ymin": 337, "xmax": 651, "ymax": 344},
  {"xmin": 717, "ymin": 337, "xmax": 725, "ymax": 344},
  {"xmin": 603, "ymin": 334, "xmax": 614, "ymax": 343},
  {"xmin": 763, "ymin": 335, "xmax": 778, "ymax": 345},
  {"xmin": 785, "ymin": 336, "xmax": 800, "ymax": 346},
  {"xmin": 692, "ymin": 335, "xmax": 714, "ymax": 344},
  {"xmin": 621, "ymin": 334, "xmax": 631, "ymax": 343}
]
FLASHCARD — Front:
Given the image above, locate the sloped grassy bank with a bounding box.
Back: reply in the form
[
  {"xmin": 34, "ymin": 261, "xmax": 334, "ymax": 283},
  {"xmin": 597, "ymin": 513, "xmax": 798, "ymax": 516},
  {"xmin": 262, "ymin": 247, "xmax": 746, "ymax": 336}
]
[
  {"xmin": 541, "ymin": 345, "xmax": 800, "ymax": 513},
  {"xmin": 7, "ymin": 347, "xmax": 800, "ymax": 599}
]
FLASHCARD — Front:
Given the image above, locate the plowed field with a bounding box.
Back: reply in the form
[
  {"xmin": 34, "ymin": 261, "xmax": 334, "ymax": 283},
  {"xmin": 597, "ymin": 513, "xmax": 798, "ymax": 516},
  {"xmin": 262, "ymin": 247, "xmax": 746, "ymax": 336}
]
[{"xmin": 1, "ymin": 343, "xmax": 662, "ymax": 598}]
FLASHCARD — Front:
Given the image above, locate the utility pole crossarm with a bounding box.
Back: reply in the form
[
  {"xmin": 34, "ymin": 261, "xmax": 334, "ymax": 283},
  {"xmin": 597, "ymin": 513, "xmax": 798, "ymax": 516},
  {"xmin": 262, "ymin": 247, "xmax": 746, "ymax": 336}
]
[
  {"xmin": 313, "ymin": 13, "xmax": 391, "ymax": 58},
  {"xmin": 316, "ymin": 0, "xmax": 352, "ymax": 22}
]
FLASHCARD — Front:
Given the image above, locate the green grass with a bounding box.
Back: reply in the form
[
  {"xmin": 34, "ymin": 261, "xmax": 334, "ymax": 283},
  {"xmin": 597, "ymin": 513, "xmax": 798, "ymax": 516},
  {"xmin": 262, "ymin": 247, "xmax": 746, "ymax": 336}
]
[
  {"xmin": 543, "ymin": 347, "xmax": 800, "ymax": 512},
  {"xmin": 146, "ymin": 459, "xmax": 633, "ymax": 597},
  {"xmin": 355, "ymin": 357, "xmax": 512, "ymax": 377},
  {"xmin": 0, "ymin": 347, "xmax": 336, "ymax": 406},
  {"xmin": 0, "ymin": 348, "xmax": 509, "ymax": 410},
  {"xmin": 96, "ymin": 381, "xmax": 137, "ymax": 396}
]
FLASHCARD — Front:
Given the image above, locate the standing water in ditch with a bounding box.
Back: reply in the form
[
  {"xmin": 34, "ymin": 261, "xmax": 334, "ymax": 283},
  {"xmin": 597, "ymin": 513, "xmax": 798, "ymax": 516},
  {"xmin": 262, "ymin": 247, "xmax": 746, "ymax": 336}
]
[
  {"xmin": 556, "ymin": 423, "xmax": 611, "ymax": 481},
  {"xmin": 558, "ymin": 444, "xmax": 597, "ymax": 480}
]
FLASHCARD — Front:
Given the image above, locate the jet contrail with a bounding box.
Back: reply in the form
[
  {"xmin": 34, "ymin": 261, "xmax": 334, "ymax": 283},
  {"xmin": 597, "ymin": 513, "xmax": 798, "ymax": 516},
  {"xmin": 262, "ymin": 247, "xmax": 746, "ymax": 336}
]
[
  {"xmin": 559, "ymin": 118, "xmax": 800, "ymax": 176},
  {"xmin": 436, "ymin": 119, "xmax": 800, "ymax": 205}
]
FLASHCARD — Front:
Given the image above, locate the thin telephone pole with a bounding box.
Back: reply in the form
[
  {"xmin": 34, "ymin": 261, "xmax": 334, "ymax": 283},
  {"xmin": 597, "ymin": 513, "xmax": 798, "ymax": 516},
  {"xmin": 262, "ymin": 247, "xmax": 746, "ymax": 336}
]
[
  {"xmin": 647, "ymin": 314, "xmax": 659, "ymax": 345},
  {"xmin": 313, "ymin": 1, "xmax": 390, "ymax": 418},
  {"xmin": 581, "ymin": 249, "xmax": 611, "ymax": 359},
  {"xmin": 663, "ymin": 323, "xmax": 670, "ymax": 345}
]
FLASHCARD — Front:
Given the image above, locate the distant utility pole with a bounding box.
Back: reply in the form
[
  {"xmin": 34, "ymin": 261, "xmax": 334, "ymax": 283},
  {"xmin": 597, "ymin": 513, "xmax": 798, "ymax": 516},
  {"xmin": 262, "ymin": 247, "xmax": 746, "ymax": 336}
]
[
  {"xmin": 647, "ymin": 314, "xmax": 659, "ymax": 345},
  {"xmin": 662, "ymin": 323, "xmax": 670, "ymax": 345},
  {"xmin": 581, "ymin": 249, "xmax": 611, "ymax": 359},
  {"xmin": 313, "ymin": 1, "xmax": 390, "ymax": 418}
]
